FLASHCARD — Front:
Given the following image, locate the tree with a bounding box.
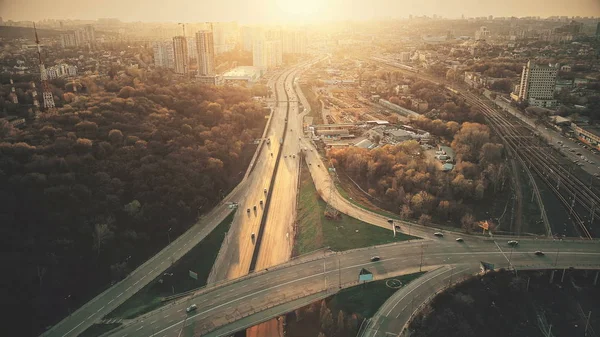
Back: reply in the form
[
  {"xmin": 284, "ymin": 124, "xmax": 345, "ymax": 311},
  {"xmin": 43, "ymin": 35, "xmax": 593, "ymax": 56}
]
[
  {"xmin": 93, "ymin": 223, "xmax": 114, "ymax": 257},
  {"xmin": 400, "ymin": 204, "xmax": 413, "ymax": 220},
  {"xmin": 461, "ymin": 213, "xmax": 475, "ymax": 233},
  {"xmin": 320, "ymin": 306, "xmax": 334, "ymax": 337},
  {"xmin": 418, "ymin": 214, "xmax": 432, "ymax": 225},
  {"xmin": 108, "ymin": 129, "xmax": 124, "ymax": 145},
  {"xmin": 335, "ymin": 310, "xmax": 345, "ymax": 337}
]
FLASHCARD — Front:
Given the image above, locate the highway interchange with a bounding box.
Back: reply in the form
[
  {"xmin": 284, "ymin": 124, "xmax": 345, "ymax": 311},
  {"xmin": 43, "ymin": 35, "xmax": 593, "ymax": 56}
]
[{"xmin": 41, "ymin": 58, "xmax": 600, "ymax": 337}]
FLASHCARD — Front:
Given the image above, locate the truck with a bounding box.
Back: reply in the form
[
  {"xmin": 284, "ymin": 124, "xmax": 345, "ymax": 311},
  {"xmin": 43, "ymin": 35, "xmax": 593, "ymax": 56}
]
[{"xmin": 280, "ymin": 138, "xmax": 283, "ymax": 145}]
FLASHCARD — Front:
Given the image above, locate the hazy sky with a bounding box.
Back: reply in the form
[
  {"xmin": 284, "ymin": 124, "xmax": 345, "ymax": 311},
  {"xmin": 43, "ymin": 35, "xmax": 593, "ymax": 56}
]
[{"xmin": 1, "ymin": 0, "xmax": 600, "ymax": 23}]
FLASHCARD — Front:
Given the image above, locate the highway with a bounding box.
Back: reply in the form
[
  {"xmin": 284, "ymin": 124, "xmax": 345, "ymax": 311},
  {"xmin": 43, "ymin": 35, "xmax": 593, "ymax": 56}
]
[
  {"xmin": 359, "ymin": 264, "xmax": 480, "ymax": 337},
  {"xmin": 102, "ymin": 237, "xmax": 600, "ymax": 337},
  {"xmin": 40, "ymin": 65, "xmax": 306, "ymax": 337}
]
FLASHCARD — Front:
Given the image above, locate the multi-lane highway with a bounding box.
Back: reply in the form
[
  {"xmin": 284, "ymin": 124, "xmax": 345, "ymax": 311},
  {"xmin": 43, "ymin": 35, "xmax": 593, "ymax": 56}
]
[
  {"xmin": 40, "ymin": 64, "xmax": 308, "ymax": 337},
  {"xmin": 102, "ymin": 237, "xmax": 600, "ymax": 337}
]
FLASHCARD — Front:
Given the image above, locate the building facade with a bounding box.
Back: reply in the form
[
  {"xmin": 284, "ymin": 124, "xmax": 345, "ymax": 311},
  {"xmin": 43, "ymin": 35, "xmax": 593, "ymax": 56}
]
[
  {"xmin": 172, "ymin": 36, "xmax": 188, "ymax": 75},
  {"xmin": 513, "ymin": 61, "xmax": 557, "ymax": 108},
  {"xmin": 153, "ymin": 41, "xmax": 175, "ymax": 69},
  {"xmin": 196, "ymin": 30, "xmax": 215, "ymax": 76}
]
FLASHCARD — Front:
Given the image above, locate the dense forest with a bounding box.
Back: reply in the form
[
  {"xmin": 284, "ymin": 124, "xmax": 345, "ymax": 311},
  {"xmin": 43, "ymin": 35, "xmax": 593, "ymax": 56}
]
[
  {"xmin": 328, "ymin": 104, "xmax": 507, "ymax": 229},
  {"xmin": 0, "ymin": 68, "xmax": 267, "ymax": 336}
]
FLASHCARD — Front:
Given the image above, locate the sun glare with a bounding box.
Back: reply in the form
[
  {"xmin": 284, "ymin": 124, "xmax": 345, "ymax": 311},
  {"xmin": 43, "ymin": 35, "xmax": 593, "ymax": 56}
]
[{"xmin": 274, "ymin": 0, "xmax": 328, "ymax": 22}]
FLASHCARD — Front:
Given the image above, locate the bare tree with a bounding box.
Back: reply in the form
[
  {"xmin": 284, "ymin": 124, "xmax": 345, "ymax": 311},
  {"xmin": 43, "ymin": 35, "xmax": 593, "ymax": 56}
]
[{"xmin": 93, "ymin": 223, "xmax": 114, "ymax": 257}]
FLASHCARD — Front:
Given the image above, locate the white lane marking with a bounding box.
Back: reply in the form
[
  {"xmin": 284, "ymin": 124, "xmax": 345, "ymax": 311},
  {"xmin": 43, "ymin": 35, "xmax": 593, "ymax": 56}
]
[
  {"xmin": 177, "ymin": 309, "xmax": 183, "ymax": 312},
  {"xmin": 135, "ymin": 326, "xmax": 144, "ymax": 331},
  {"xmin": 86, "ymin": 313, "xmax": 94, "ymax": 319},
  {"xmin": 116, "ymin": 292, "xmax": 123, "ymax": 298},
  {"xmin": 161, "ymin": 261, "xmax": 164, "ymax": 264},
  {"xmin": 96, "ymin": 306, "xmax": 105, "ymax": 312},
  {"xmin": 108, "ymin": 299, "xmax": 114, "ymax": 304},
  {"xmin": 126, "ymin": 286, "xmax": 132, "ymax": 291},
  {"xmin": 134, "ymin": 280, "xmax": 140, "ymax": 285},
  {"xmin": 151, "ymin": 320, "xmax": 157, "ymax": 324},
  {"xmin": 164, "ymin": 314, "xmax": 170, "ymax": 318},
  {"xmin": 62, "ymin": 321, "xmax": 84, "ymax": 335}
]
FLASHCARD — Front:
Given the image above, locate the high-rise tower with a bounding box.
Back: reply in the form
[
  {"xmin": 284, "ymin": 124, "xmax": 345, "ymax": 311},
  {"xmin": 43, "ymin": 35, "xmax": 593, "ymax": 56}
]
[
  {"xmin": 172, "ymin": 36, "xmax": 188, "ymax": 75},
  {"xmin": 34, "ymin": 22, "xmax": 55, "ymax": 110},
  {"xmin": 195, "ymin": 30, "xmax": 215, "ymax": 76},
  {"xmin": 9, "ymin": 79, "xmax": 18, "ymax": 104}
]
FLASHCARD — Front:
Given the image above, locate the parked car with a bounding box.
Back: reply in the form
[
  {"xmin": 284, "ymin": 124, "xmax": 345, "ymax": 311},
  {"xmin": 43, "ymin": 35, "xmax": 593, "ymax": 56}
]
[
  {"xmin": 370, "ymin": 256, "xmax": 381, "ymax": 262},
  {"xmin": 434, "ymin": 232, "xmax": 444, "ymax": 237},
  {"xmin": 186, "ymin": 304, "xmax": 197, "ymax": 313},
  {"xmin": 508, "ymin": 240, "xmax": 519, "ymax": 246},
  {"xmin": 455, "ymin": 238, "xmax": 464, "ymax": 242}
]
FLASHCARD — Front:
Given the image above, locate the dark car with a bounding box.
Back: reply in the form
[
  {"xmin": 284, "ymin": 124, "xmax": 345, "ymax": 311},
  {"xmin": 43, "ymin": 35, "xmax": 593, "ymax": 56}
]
[{"xmin": 535, "ymin": 251, "xmax": 545, "ymax": 256}]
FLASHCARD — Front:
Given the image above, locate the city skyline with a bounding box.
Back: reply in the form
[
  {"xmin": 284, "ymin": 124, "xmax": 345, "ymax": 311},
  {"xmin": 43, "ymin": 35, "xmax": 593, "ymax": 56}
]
[{"xmin": 1, "ymin": 0, "xmax": 600, "ymax": 24}]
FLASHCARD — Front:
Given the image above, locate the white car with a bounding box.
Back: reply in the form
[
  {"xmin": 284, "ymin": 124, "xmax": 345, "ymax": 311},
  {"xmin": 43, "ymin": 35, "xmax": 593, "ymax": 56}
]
[
  {"xmin": 186, "ymin": 304, "xmax": 197, "ymax": 313},
  {"xmin": 434, "ymin": 232, "xmax": 444, "ymax": 237}
]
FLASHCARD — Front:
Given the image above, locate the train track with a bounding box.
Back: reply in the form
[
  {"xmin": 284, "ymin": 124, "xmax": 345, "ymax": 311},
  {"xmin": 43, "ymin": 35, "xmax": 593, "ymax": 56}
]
[
  {"xmin": 369, "ymin": 56, "xmax": 598, "ymax": 239},
  {"xmin": 463, "ymin": 92, "xmax": 595, "ymax": 239}
]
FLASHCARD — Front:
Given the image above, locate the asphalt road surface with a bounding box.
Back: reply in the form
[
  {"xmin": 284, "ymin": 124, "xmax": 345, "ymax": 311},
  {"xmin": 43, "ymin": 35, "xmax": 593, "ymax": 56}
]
[
  {"xmin": 40, "ymin": 65, "xmax": 307, "ymax": 337},
  {"xmin": 103, "ymin": 237, "xmax": 600, "ymax": 337},
  {"xmin": 360, "ymin": 264, "xmax": 480, "ymax": 337}
]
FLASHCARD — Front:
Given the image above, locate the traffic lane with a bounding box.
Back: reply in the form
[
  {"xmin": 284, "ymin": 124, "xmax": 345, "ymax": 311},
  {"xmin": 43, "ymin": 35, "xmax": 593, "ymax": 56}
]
[
  {"xmin": 363, "ymin": 265, "xmax": 477, "ymax": 337},
  {"xmin": 48, "ymin": 198, "xmax": 242, "ymax": 337},
  {"xmin": 209, "ymin": 68, "xmax": 294, "ymax": 282},
  {"xmin": 248, "ymin": 69, "xmax": 301, "ymax": 337},
  {"xmin": 109, "ymin": 247, "xmax": 600, "ymax": 337}
]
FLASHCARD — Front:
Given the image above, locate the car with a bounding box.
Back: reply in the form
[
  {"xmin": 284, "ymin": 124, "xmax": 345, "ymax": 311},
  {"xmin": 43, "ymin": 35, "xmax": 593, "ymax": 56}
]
[
  {"xmin": 264, "ymin": 188, "xmax": 267, "ymax": 194},
  {"xmin": 317, "ymin": 164, "xmax": 320, "ymax": 167},
  {"xmin": 370, "ymin": 256, "xmax": 381, "ymax": 262},
  {"xmin": 186, "ymin": 304, "xmax": 197, "ymax": 313},
  {"xmin": 253, "ymin": 205, "xmax": 257, "ymax": 210},
  {"xmin": 508, "ymin": 240, "xmax": 519, "ymax": 246},
  {"xmin": 455, "ymin": 238, "xmax": 464, "ymax": 242},
  {"xmin": 271, "ymin": 153, "xmax": 273, "ymax": 157},
  {"xmin": 260, "ymin": 200, "xmax": 263, "ymax": 205},
  {"xmin": 535, "ymin": 251, "xmax": 545, "ymax": 256},
  {"xmin": 577, "ymin": 152, "xmax": 582, "ymax": 156},
  {"xmin": 251, "ymin": 233, "xmax": 255, "ymax": 239},
  {"xmin": 284, "ymin": 155, "xmax": 287, "ymax": 158},
  {"xmin": 247, "ymin": 208, "xmax": 250, "ymax": 213},
  {"xmin": 434, "ymin": 232, "xmax": 444, "ymax": 237}
]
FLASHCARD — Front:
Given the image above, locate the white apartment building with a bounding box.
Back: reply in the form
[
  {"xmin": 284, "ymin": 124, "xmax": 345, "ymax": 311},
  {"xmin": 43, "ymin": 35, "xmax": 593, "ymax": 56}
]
[
  {"xmin": 172, "ymin": 36, "xmax": 188, "ymax": 74},
  {"xmin": 282, "ymin": 30, "xmax": 307, "ymax": 54},
  {"xmin": 152, "ymin": 41, "xmax": 175, "ymax": 69},
  {"xmin": 196, "ymin": 30, "xmax": 215, "ymax": 76},
  {"xmin": 475, "ymin": 26, "xmax": 490, "ymax": 40},
  {"xmin": 512, "ymin": 61, "xmax": 558, "ymax": 108},
  {"xmin": 46, "ymin": 64, "xmax": 77, "ymax": 79}
]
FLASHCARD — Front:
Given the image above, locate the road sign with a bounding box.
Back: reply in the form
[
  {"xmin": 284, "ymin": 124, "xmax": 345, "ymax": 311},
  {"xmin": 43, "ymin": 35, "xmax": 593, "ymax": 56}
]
[
  {"xmin": 358, "ymin": 268, "xmax": 373, "ymax": 282},
  {"xmin": 189, "ymin": 270, "xmax": 198, "ymax": 280}
]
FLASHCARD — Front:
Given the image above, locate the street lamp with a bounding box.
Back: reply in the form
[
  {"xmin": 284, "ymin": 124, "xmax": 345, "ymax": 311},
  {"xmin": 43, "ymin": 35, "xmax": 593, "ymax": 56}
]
[
  {"xmin": 65, "ymin": 294, "xmax": 72, "ymax": 316},
  {"xmin": 168, "ymin": 227, "xmax": 172, "ymax": 245}
]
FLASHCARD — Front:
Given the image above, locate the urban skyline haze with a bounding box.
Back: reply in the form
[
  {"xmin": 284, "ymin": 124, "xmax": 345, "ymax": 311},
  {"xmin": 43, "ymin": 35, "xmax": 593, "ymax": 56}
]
[{"xmin": 1, "ymin": 0, "xmax": 600, "ymax": 23}]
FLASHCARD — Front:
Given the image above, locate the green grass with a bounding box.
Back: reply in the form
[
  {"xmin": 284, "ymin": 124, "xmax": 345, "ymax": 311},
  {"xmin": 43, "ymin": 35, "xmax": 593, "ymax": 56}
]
[
  {"xmin": 294, "ymin": 161, "xmax": 418, "ymax": 256},
  {"xmin": 77, "ymin": 323, "xmax": 121, "ymax": 337},
  {"xmin": 334, "ymin": 181, "xmax": 401, "ymax": 221},
  {"xmin": 329, "ymin": 272, "xmax": 426, "ymax": 318},
  {"xmin": 105, "ymin": 211, "xmax": 236, "ymax": 319}
]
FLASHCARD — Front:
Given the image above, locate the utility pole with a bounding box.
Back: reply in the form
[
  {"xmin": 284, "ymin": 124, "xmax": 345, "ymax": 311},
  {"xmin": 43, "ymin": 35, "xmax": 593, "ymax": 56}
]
[
  {"xmin": 168, "ymin": 227, "xmax": 172, "ymax": 244},
  {"xmin": 419, "ymin": 243, "xmax": 424, "ymax": 272},
  {"xmin": 554, "ymin": 241, "xmax": 560, "ymax": 267},
  {"xmin": 338, "ymin": 256, "xmax": 342, "ymax": 289}
]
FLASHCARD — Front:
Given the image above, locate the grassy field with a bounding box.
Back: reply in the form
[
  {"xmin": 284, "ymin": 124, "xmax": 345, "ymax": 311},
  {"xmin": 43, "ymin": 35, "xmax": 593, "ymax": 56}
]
[
  {"xmin": 294, "ymin": 160, "xmax": 417, "ymax": 256},
  {"xmin": 78, "ymin": 323, "xmax": 121, "ymax": 337},
  {"xmin": 105, "ymin": 211, "xmax": 236, "ymax": 319}
]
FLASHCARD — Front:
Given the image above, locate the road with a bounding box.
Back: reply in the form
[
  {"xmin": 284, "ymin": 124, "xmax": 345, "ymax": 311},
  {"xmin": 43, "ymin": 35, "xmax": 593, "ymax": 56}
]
[
  {"xmin": 102, "ymin": 237, "xmax": 600, "ymax": 337},
  {"xmin": 359, "ymin": 264, "xmax": 480, "ymax": 337},
  {"xmin": 40, "ymin": 67, "xmax": 303, "ymax": 337}
]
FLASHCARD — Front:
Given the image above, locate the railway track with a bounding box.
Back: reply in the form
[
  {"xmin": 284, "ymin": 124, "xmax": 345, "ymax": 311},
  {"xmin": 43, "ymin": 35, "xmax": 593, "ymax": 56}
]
[
  {"xmin": 463, "ymin": 92, "xmax": 595, "ymax": 239},
  {"xmin": 369, "ymin": 56, "xmax": 598, "ymax": 239}
]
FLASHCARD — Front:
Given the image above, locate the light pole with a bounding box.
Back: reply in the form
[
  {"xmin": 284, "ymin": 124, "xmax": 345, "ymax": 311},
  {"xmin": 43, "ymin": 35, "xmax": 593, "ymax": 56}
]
[
  {"xmin": 554, "ymin": 240, "xmax": 560, "ymax": 267},
  {"xmin": 419, "ymin": 243, "xmax": 424, "ymax": 272},
  {"xmin": 65, "ymin": 294, "xmax": 72, "ymax": 316},
  {"xmin": 168, "ymin": 227, "xmax": 172, "ymax": 245}
]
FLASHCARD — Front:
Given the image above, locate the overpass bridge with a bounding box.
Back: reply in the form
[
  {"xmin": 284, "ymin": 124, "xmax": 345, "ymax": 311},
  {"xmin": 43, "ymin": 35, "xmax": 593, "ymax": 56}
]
[{"xmin": 100, "ymin": 237, "xmax": 600, "ymax": 337}]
